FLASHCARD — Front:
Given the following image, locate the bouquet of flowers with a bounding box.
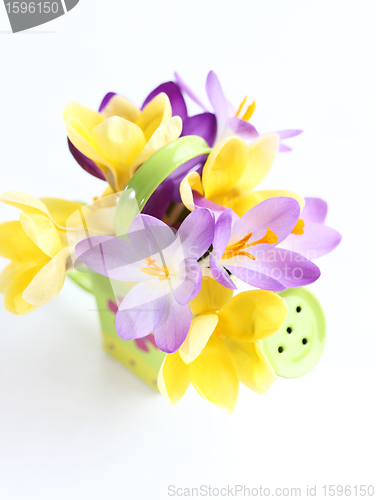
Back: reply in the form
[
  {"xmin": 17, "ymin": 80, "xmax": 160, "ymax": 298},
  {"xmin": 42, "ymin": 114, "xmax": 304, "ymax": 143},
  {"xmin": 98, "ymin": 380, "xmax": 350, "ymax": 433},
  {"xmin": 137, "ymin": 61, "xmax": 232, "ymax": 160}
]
[{"xmin": 0, "ymin": 71, "xmax": 341, "ymax": 413}]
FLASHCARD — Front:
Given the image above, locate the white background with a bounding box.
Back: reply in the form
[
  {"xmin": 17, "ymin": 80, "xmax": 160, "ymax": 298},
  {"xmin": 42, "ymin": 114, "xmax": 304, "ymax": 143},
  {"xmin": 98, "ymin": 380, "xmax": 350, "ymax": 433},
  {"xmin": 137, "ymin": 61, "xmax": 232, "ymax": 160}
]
[{"xmin": 1, "ymin": 1, "xmax": 375, "ymax": 499}]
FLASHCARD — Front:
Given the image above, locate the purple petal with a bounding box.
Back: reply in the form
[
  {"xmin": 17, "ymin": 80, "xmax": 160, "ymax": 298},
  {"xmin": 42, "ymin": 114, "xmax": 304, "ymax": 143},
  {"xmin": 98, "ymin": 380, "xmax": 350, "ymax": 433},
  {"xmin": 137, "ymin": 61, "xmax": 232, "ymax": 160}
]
[
  {"xmin": 257, "ymin": 248, "xmax": 321, "ymax": 288},
  {"xmin": 174, "ymin": 72, "xmax": 208, "ymax": 111},
  {"xmin": 115, "ymin": 282, "xmax": 167, "ymax": 340},
  {"xmin": 68, "ymin": 139, "xmax": 106, "ymax": 181},
  {"xmin": 167, "ymin": 155, "xmax": 206, "ymax": 185},
  {"xmin": 173, "ymin": 259, "xmax": 202, "ymax": 305},
  {"xmin": 301, "ymin": 198, "xmax": 328, "ymax": 224},
  {"xmin": 230, "ymin": 197, "xmax": 300, "ymax": 251},
  {"xmin": 153, "ymin": 296, "xmax": 192, "ymax": 353},
  {"xmin": 226, "ymin": 264, "xmax": 286, "ymax": 292},
  {"xmin": 182, "ymin": 113, "xmax": 217, "ymax": 147},
  {"xmin": 213, "ymin": 209, "xmax": 233, "ymax": 258},
  {"xmin": 128, "ymin": 214, "xmax": 176, "ymax": 257},
  {"xmin": 193, "ymin": 193, "xmax": 228, "ymax": 220},
  {"xmin": 210, "ymin": 253, "xmax": 237, "ymax": 290},
  {"xmin": 142, "ymin": 180, "xmax": 174, "ymax": 220},
  {"xmin": 281, "ymin": 223, "xmax": 342, "ymax": 259},
  {"xmin": 99, "ymin": 92, "xmax": 117, "ymax": 112},
  {"xmin": 275, "ymin": 129, "xmax": 303, "ymax": 139},
  {"xmin": 142, "ymin": 81, "xmax": 188, "ymax": 121},
  {"xmin": 279, "ymin": 144, "xmax": 292, "ymax": 152},
  {"xmin": 206, "ymin": 71, "xmax": 229, "ymax": 128},
  {"xmin": 227, "ymin": 117, "xmax": 259, "ymax": 139},
  {"xmin": 177, "ymin": 208, "xmax": 214, "ymax": 259},
  {"xmin": 76, "ymin": 235, "xmax": 153, "ymax": 281}
]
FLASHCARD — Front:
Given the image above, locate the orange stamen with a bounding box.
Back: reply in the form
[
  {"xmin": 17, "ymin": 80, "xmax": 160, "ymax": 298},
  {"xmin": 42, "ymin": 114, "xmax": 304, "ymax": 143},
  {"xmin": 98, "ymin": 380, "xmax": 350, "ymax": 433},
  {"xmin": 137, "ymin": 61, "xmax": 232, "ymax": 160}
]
[
  {"xmin": 291, "ymin": 219, "xmax": 305, "ymax": 235},
  {"xmin": 242, "ymin": 101, "xmax": 256, "ymax": 121},
  {"xmin": 141, "ymin": 257, "xmax": 170, "ymax": 281},
  {"xmin": 235, "ymin": 96, "xmax": 247, "ymax": 117},
  {"xmin": 222, "ymin": 228, "xmax": 278, "ymax": 260}
]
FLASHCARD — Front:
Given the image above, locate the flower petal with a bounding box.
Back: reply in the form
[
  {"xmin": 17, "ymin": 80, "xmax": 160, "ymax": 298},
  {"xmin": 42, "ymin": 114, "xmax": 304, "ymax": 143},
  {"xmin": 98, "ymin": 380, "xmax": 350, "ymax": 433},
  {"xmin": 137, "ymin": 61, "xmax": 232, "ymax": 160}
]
[
  {"xmin": 177, "ymin": 208, "xmax": 214, "ymax": 259},
  {"xmin": 100, "ymin": 94, "xmax": 141, "ymax": 123},
  {"xmin": 206, "ymin": 70, "xmax": 229, "ymax": 130},
  {"xmin": 180, "ymin": 171, "xmax": 204, "ymax": 211},
  {"xmin": 92, "ymin": 116, "xmax": 146, "ymax": 189},
  {"xmin": 142, "ymin": 81, "xmax": 187, "ymax": 121},
  {"xmin": 63, "ymin": 102, "xmax": 104, "ymax": 134},
  {"xmin": 129, "ymin": 116, "xmax": 183, "ymax": 176},
  {"xmin": 68, "ymin": 139, "xmax": 106, "ymax": 180},
  {"xmin": 202, "ymin": 137, "xmax": 248, "ymax": 200},
  {"xmin": 190, "ymin": 276, "xmax": 234, "ymax": 315},
  {"xmin": 255, "ymin": 248, "xmax": 321, "ymax": 288},
  {"xmin": 0, "ymin": 262, "xmax": 42, "ymax": 314},
  {"xmin": 226, "ymin": 340, "xmax": 277, "ymax": 394},
  {"xmin": 228, "ymin": 189, "xmax": 305, "ymax": 217},
  {"xmin": 154, "ymin": 296, "xmax": 192, "ymax": 353},
  {"xmin": 174, "ymin": 72, "xmax": 208, "ymax": 110},
  {"xmin": 189, "ymin": 334, "xmax": 239, "ymax": 414},
  {"xmin": 301, "ymin": 197, "xmax": 328, "ymax": 224},
  {"xmin": 179, "ymin": 314, "xmax": 219, "ymax": 364},
  {"xmin": 218, "ymin": 290, "xmax": 288, "ymax": 342},
  {"xmin": 20, "ymin": 213, "xmax": 62, "ymax": 258},
  {"xmin": 210, "ymin": 253, "xmax": 237, "ymax": 290},
  {"xmin": 226, "ymin": 134, "xmax": 279, "ymax": 198},
  {"xmin": 280, "ymin": 223, "xmax": 342, "ymax": 259},
  {"xmin": 99, "ymin": 92, "xmax": 117, "ymax": 112},
  {"xmin": 213, "ymin": 209, "xmax": 233, "ymax": 258},
  {"xmin": 182, "ymin": 112, "xmax": 217, "ymax": 147},
  {"xmin": 22, "ymin": 247, "xmax": 70, "ymax": 307},
  {"xmin": 157, "ymin": 352, "xmax": 190, "ymax": 405},
  {"xmin": 173, "ymin": 259, "xmax": 202, "ymax": 305},
  {"xmin": 142, "ymin": 180, "xmax": 175, "ymax": 220},
  {"xmin": 225, "ymin": 264, "xmax": 287, "ymax": 291},
  {"xmin": 136, "ymin": 92, "xmax": 172, "ymax": 141},
  {"xmin": 116, "ymin": 282, "xmax": 167, "ymax": 341},
  {"xmin": 227, "ymin": 117, "xmax": 259, "ymax": 139},
  {"xmin": 0, "ymin": 221, "xmax": 47, "ymax": 262},
  {"xmin": 275, "ymin": 129, "xmax": 303, "ymax": 139},
  {"xmin": 229, "ymin": 197, "xmax": 301, "ymax": 251}
]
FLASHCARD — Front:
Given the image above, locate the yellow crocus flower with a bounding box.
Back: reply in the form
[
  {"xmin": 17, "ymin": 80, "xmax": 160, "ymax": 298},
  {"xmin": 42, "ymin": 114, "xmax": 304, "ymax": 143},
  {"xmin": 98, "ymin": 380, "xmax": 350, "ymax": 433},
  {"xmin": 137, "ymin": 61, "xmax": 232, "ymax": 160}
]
[
  {"xmin": 0, "ymin": 191, "xmax": 83, "ymax": 314},
  {"xmin": 63, "ymin": 93, "xmax": 183, "ymax": 192},
  {"xmin": 158, "ymin": 277, "xmax": 288, "ymax": 414},
  {"xmin": 180, "ymin": 134, "xmax": 304, "ymax": 217}
]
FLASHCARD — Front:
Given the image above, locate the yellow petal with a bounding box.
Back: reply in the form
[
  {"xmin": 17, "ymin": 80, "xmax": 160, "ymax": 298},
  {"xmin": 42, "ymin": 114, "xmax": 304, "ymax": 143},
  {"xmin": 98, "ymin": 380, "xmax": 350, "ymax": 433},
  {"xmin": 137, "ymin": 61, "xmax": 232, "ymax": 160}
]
[
  {"xmin": 228, "ymin": 189, "xmax": 305, "ymax": 217},
  {"xmin": 65, "ymin": 116, "xmax": 109, "ymax": 177},
  {"xmin": 22, "ymin": 247, "xmax": 70, "ymax": 307},
  {"xmin": 40, "ymin": 198, "xmax": 84, "ymax": 228},
  {"xmin": 63, "ymin": 102, "xmax": 104, "ymax": 133},
  {"xmin": 129, "ymin": 116, "xmax": 183, "ymax": 177},
  {"xmin": 0, "ymin": 221, "xmax": 47, "ymax": 262},
  {"xmin": 227, "ymin": 134, "xmax": 279, "ymax": 198},
  {"xmin": 20, "ymin": 213, "xmax": 62, "ymax": 258},
  {"xmin": 0, "ymin": 261, "xmax": 44, "ymax": 314},
  {"xmin": 136, "ymin": 93, "xmax": 172, "ymax": 142},
  {"xmin": 0, "ymin": 192, "xmax": 85, "ymax": 230},
  {"xmin": 92, "ymin": 116, "xmax": 146, "ymax": 189},
  {"xmin": 180, "ymin": 171, "xmax": 204, "ymax": 211},
  {"xmin": 157, "ymin": 352, "xmax": 190, "ymax": 405},
  {"xmin": 189, "ymin": 335, "xmax": 239, "ymax": 414},
  {"xmin": 179, "ymin": 314, "xmax": 219, "ymax": 364},
  {"xmin": 218, "ymin": 290, "xmax": 288, "ymax": 343},
  {"xmin": 226, "ymin": 339, "xmax": 276, "ymax": 394},
  {"xmin": 190, "ymin": 276, "xmax": 234, "ymax": 315},
  {"xmin": 100, "ymin": 94, "xmax": 141, "ymax": 123},
  {"xmin": 202, "ymin": 137, "xmax": 248, "ymax": 200}
]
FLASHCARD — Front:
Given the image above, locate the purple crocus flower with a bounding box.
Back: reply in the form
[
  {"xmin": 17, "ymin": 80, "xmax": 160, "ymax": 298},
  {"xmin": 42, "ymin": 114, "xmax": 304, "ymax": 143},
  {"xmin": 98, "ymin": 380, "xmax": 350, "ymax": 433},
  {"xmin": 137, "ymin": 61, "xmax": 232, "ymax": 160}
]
[
  {"xmin": 278, "ymin": 197, "xmax": 342, "ymax": 259},
  {"xmin": 208, "ymin": 197, "xmax": 321, "ymax": 291},
  {"xmin": 175, "ymin": 70, "xmax": 302, "ymax": 151},
  {"xmin": 140, "ymin": 81, "xmax": 217, "ymax": 204},
  {"xmin": 76, "ymin": 209, "xmax": 215, "ymax": 353}
]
